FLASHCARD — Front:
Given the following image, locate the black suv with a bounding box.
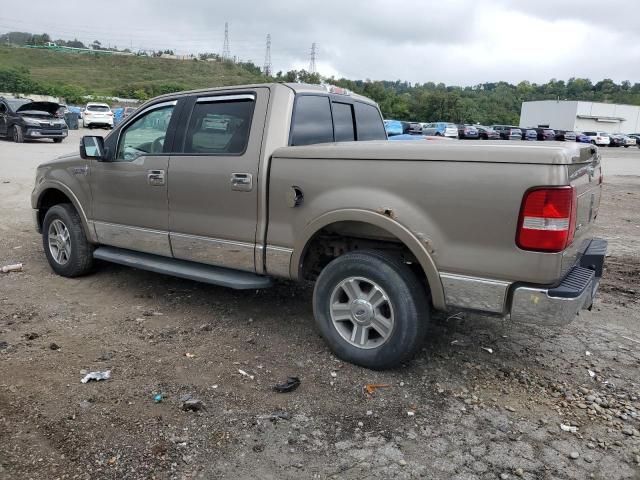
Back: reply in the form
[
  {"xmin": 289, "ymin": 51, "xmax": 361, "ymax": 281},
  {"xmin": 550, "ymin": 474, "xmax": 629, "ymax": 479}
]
[{"xmin": 0, "ymin": 97, "xmax": 68, "ymax": 143}]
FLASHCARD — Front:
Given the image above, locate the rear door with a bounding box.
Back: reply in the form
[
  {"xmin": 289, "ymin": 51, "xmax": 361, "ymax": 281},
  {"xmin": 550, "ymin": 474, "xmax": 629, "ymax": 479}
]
[{"xmin": 167, "ymin": 88, "xmax": 269, "ymax": 272}]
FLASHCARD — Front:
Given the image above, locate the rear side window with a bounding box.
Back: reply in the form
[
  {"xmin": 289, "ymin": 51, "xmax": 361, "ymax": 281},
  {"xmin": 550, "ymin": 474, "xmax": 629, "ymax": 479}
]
[
  {"xmin": 332, "ymin": 102, "xmax": 355, "ymax": 142},
  {"xmin": 354, "ymin": 102, "xmax": 386, "ymax": 140},
  {"xmin": 184, "ymin": 98, "xmax": 254, "ymax": 154},
  {"xmin": 291, "ymin": 96, "xmax": 333, "ymax": 146}
]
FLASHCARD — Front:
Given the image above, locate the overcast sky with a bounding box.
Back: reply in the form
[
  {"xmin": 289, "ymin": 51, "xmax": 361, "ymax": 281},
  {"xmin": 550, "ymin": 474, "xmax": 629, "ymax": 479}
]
[{"xmin": 1, "ymin": 0, "xmax": 639, "ymax": 85}]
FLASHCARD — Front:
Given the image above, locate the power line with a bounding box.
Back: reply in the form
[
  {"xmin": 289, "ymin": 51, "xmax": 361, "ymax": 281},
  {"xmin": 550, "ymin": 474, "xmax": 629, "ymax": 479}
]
[
  {"xmin": 263, "ymin": 34, "xmax": 272, "ymax": 77},
  {"xmin": 309, "ymin": 42, "xmax": 317, "ymax": 74},
  {"xmin": 222, "ymin": 22, "xmax": 230, "ymax": 60}
]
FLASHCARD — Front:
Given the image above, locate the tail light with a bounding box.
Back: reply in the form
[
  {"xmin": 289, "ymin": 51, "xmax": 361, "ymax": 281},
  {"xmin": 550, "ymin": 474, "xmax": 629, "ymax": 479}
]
[{"xmin": 516, "ymin": 186, "xmax": 577, "ymax": 252}]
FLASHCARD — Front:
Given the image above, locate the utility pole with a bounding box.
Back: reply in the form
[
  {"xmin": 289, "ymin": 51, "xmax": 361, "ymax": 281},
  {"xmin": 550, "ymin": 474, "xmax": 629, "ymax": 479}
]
[
  {"xmin": 309, "ymin": 42, "xmax": 317, "ymax": 74},
  {"xmin": 222, "ymin": 22, "xmax": 231, "ymax": 60},
  {"xmin": 263, "ymin": 34, "xmax": 272, "ymax": 77}
]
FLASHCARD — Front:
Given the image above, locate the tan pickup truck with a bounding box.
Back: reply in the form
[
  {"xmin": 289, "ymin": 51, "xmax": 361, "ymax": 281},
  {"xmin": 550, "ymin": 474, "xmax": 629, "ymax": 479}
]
[{"xmin": 32, "ymin": 83, "xmax": 606, "ymax": 369}]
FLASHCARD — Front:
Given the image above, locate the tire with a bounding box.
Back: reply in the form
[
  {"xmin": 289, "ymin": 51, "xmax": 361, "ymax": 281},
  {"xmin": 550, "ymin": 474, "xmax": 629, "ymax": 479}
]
[
  {"xmin": 624, "ymin": 145, "xmax": 629, "ymax": 148},
  {"xmin": 53, "ymin": 138, "xmax": 64, "ymax": 143},
  {"xmin": 13, "ymin": 125, "xmax": 24, "ymax": 143},
  {"xmin": 313, "ymin": 250, "xmax": 429, "ymax": 369},
  {"xmin": 42, "ymin": 204, "xmax": 94, "ymax": 277}
]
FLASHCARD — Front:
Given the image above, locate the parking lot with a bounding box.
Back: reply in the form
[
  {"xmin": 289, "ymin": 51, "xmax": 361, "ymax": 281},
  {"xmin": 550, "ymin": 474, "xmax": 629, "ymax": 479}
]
[{"xmin": 1, "ymin": 131, "xmax": 639, "ymax": 479}]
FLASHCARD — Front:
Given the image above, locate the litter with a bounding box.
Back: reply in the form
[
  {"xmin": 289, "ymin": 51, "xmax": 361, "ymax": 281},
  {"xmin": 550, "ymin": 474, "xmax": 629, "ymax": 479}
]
[
  {"xmin": 153, "ymin": 394, "xmax": 163, "ymax": 403},
  {"xmin": 185, "ymin": 353, "xmax": 195, "ymax": 358},
  {"xmin": 363, "ymin": 384, "xmax": 391, "ymax": 395},
  {"xmin": 238, "ymin": 369, "xmax": 254, "ymax": 380},
  {"xmin": 258, "ymin": 411, "xmax": 290, "ymax": 421},
  {"xmin": 481, "ymin": 347, "xmax": 494, "ymax": 354},
  {"xmin": 273, "ymin": 376, "xmax": 301, "ymax": 393},
  {"xmin": 1, "ymin": 263, "xmax": 23, "ymax": 273},
  {"xmin": 330, "ymin": 371, "xmax": 337, "ymax": 378},
  {"xmin": 588, "ymin": 370, "xmax": 596, "ymax": 378},
  {"xmin": 560, "ymin": 424, "xmax": 578, "ymax": 433},
  {"xmin": 585, "ymin": 351, "xmax": 592, "ymax": 356},
  {"xmin": 181, "ymin": 399, "xmax": 205, "ymax": 411},
  {"xmin": 81, "ymin": 370, "xmax": 111, "ymax": 383}
]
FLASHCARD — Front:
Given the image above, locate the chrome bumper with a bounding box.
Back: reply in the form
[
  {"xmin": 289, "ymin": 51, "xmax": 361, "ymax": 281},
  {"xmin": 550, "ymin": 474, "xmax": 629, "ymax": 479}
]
[{"xmin": 510, "ymin": 238, "xmax": 607, "ymax": 326}]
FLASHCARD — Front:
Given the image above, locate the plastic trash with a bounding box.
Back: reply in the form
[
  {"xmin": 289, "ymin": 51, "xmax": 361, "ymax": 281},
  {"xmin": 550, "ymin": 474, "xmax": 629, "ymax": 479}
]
[
  {"xmin": 153, "ymin": 394, "xmax": 163, "ymax": 403},
  {"xmin": 238, "ymin": 369, "xmax": 254, "ymax": 380},
  {"xmin": 81, "ymin": 370, "xmax": 111, "ymax": 383},
  {"xmin": 1, "ymin": 263, "xmax": 23, "ymax": 273},
  {"xmin": 560, "ymin": 424, "xmax": 578, "ymax": 433},
  {"xmin": 273, "ymin": 376, "xmax": 301, "ymax": 393},
  {"xmin": 363, "ymin": 384, "xmax": 390, "ymax": 395},
  {"xmin": 181, "ymin": 399, "xmax": 205, "ymax": 411},
  {"xmin": 481, "ymin": 347, "xmax": 493, "ymax": 354}
]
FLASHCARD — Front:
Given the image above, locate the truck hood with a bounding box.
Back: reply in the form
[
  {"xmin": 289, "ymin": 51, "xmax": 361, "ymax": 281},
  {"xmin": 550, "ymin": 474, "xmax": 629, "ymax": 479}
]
[
  {"xmin": 16, "ymin": 101, "xmax": 60, "ymax": 116},
  {"xmin": 38, "ymin": 152, "xmax": 82, "ymax": 169},
  {"xmin": 274, "ymin": 140, "xmax": 597, "ymax": 165}
]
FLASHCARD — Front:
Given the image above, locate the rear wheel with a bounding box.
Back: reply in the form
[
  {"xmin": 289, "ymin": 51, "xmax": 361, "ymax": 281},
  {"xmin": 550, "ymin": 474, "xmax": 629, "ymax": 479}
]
[
  {"xmin": 13, "ymin": 125, "xmax": 24, "ymax": 143},
  {"xmin": 42, "ymin": 204, "xmax": 94, "ymax": 277},
  {"xmin": 313, "ymin": 250, "xmax": 429, "ymax": 369}
]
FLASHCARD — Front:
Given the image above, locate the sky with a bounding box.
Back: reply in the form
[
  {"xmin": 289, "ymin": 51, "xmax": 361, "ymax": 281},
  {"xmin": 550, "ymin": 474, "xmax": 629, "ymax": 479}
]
[{"xmin": 1, "ymin": 0, "xmax": 639, "ymax": 85}]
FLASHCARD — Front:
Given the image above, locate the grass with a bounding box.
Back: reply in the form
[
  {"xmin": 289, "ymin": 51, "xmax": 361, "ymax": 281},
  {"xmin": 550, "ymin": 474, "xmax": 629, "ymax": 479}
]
[{"xmin": 0, "ymin": 46, "xmax": 266, "ymax": 96}]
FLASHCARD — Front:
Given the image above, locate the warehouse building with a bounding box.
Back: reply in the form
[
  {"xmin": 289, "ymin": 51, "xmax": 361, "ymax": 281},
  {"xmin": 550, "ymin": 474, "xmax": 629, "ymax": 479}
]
[{"xmin": 520, "ymin": 100, "xmax": 640, "ymax": 134}]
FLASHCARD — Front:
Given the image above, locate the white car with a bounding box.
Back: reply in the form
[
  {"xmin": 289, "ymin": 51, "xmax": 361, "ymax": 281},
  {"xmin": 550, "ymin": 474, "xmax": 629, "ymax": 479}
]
[
  {"xmin": 583, "ymin": 131, "xmax": 610, "ymax": 146},
  {"xmin": 83, "ymin": 102, "xmax": 114, "ymax": 129}
]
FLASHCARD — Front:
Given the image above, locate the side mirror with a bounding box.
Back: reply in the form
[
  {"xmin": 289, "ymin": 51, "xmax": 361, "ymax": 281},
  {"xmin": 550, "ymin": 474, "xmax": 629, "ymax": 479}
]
[{"xmin": 80, "ymin": 135, "xmax": 106, "ymax": 160}]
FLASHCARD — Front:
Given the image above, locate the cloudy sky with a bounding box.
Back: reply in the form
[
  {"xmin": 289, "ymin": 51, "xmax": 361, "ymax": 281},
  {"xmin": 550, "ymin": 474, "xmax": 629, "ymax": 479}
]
[{"xmin": 2, "ymin": 0, "xmax": 639, "ymax": 85}]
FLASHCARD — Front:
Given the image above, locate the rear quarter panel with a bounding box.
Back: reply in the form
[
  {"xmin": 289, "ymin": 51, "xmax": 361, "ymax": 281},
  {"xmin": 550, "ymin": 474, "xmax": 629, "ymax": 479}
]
[{"xmin": 267, "ymin": 155, "xmax": 569, "ymax": 285}]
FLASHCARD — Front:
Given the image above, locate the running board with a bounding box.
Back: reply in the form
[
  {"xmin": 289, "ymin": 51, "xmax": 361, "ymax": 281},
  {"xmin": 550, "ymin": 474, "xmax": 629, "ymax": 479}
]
[{"xmin": 93, "ymin": 246, "xmax": 273, "ymax": 290}]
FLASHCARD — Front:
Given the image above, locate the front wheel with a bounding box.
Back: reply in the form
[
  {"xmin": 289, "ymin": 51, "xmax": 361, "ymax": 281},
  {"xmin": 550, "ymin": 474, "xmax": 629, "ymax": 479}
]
[
  {"xmin": 53, "ymin": 138, "xmax": 64, "ymax": 143},
  {"xmin": 42, "ymin": 204, "xmax": 94, "ymax": 277},
  {"xmin": 313, "ymin": 250, "xmax": 429, "ymax": 369},
  {"xmin": 13, "ymin": 125, "xmax": 24, "ymax": 143}
]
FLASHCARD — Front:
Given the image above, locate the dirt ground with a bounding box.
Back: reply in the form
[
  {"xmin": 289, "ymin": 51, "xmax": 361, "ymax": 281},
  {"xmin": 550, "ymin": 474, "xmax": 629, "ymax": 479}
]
[{"xmin": 1, "ymin": 131, "xmax": 639, "ymax": 480}]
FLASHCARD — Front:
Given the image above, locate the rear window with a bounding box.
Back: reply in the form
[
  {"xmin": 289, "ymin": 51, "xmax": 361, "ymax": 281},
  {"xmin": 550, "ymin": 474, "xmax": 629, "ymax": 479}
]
[
  {"xmin": 290, "ymin": 96, "xmax": 334, "ymax": 146},
  {"xmin": 87, "ymin": 105, "xmax": 110, "ymax": 112},
  {"xmin": 354, "ymin": 102, "xmax": 386, "ymax": 140},
  {"xmin": 332, "ymin": 102, "xmax": 355, "ymax": 142}
]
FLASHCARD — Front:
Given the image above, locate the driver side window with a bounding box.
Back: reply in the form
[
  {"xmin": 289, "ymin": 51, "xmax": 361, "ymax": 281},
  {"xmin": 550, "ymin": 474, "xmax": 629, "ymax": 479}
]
[{"xmin": 116, "ymin": 105, "xmax": 175, "ymax": 161}]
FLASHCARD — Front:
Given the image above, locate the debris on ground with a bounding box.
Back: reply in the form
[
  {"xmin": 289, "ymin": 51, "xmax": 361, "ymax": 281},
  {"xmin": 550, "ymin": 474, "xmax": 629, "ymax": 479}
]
[
  {"xmin": 49, "ymin": 343, "xmax": 60, "ymax": 351},
  {"xmin": 181, "ymin": 398, "xmax": 205, "ymax": 412},
  {"xmin": 363, "ymin": 383, "xmax": 391, "ymax": 395},
  {"xmin": 0, "ymin": 341, "xmax": 8, "ymax": 350},
  {"xmin": 257, "ymin": 411, "xmax": 291, "ymax": 421},
  {"xmin": 560, "ymin": 424, "xmax": 578, "ymax": 433},
  {"xmin": 481, "ymin": 347, "xmax": 494, "ymax": 354},
  {"xmin": 238, "ymin": 369, "xmax": 254, "ymax": 380},
  {"xmin": 153, "ymin": 394, "xmax": 163, "ymax": 403},
  {"xmin": 1, "ymin": 263, "xmax": 22, "ymax": 273},
  {"xmin": 273, "ymin": 376, "xmax": 301, "ymax": 393},
  {"xmin": 80, "ymin": 370, "xmax": 111, "ymax": 383},
  {"xmin": 185, "ymin": 352, "xmax": 195, "ymax": 358},
  {"xmin": 23, "ymin": 332, "xmax": 39, "ymax": 341},
  {"xmin": 330, "ymin": 371, "xmax": 337, "ymax": 378}
]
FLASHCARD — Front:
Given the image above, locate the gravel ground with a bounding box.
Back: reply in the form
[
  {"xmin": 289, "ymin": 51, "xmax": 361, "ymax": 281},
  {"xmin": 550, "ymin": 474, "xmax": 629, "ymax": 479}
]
[{"xmin": 0, "ymin": 132, "xmax": 639, "ymax": 480}]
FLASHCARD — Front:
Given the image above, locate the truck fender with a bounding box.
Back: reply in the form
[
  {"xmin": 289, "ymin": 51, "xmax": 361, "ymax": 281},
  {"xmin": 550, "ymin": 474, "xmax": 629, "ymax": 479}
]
[{"xmin": 291, "ymin": 209, "xmax": 446, "ymax": 310}]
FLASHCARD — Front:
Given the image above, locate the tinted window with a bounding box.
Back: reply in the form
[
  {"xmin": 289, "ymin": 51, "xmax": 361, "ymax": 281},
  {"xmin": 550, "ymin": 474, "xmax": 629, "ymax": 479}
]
[
  {"xmin": 87, "ymin": 105, "xmax": 110, "ymax": 112},
  {"xmin": 332, "ymin": 102, "xmax": 355, "ymax": 142},
  {"xmin": 291, "ymin": 96, "xmax": 333, "ymax": 146},
  {"xmin": 116, "ymin": 105, "xmax": 175, "ymax": 161},
  {"xmin": 6, "ymin": 99, "xmax": 31, "ymax": 111},
  {"xmin": 354, "ymin": 102, "xmax": 386, "ymax": 140},
  {"xmin": 184, "ymin": 99, "xmax": 254, "ymax": 154},
  {"xmin": 0, "ymin": 103, "xmax": 6, "ymax": 114}
]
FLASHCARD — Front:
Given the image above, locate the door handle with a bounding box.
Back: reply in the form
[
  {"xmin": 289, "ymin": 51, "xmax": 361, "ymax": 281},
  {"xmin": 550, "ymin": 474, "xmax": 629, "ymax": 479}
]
[
  {"xmin": 230, "ymin": 173, "xmax": 253, "ymax": 192},
  {"xmin": 147, "ymin": 169, "xmax": 165, "ymax": 186}
]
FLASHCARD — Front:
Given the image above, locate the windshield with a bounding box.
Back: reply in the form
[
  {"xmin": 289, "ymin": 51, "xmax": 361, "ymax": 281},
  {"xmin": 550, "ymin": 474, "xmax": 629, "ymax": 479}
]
[
  {"xmin": 7, "ymin": 99, "xmax": 32, "ymax": 111},
  {"xmin": 87, "ymin": 105, "xmax": 111, "ymax": 112}
]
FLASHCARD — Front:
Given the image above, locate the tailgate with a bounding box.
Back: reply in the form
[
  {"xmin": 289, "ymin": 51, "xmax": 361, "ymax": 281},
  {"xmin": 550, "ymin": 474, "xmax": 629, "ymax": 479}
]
[{"xmin": 561, "ymin": 147, "xmax": 603, "ymax": 274}]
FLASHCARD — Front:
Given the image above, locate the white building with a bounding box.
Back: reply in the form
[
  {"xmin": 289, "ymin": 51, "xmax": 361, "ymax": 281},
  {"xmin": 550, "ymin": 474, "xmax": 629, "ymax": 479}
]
[{"xmin": 520, "ymin": 100, "xmax": 640, "ymax": 134}]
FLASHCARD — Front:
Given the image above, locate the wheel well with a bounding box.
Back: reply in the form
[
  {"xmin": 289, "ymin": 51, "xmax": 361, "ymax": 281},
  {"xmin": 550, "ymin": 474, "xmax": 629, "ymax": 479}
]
[
  {"xmin": 37, "ymin": 189, "xmax": 72, "ymax": 229},
  {"xmin": 299, "ymin": 221, "xmax": 430, "ymax": 292}
]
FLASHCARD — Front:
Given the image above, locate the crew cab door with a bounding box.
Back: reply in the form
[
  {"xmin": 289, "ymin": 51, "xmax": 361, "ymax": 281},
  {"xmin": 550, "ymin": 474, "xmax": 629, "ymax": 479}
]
[
  {"xmin": 168, "ymin": 88, "xmax": 269, "ymax": 272},
  {"xmin": 90, "ymin": 100, "xmax": 180, "ymax": 256}
]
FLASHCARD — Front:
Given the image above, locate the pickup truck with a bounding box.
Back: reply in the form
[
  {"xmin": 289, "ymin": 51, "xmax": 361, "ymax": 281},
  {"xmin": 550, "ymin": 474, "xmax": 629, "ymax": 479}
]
[{"xmin": 31, "ymin": 83, "xmax": 606, "ymax": 369}]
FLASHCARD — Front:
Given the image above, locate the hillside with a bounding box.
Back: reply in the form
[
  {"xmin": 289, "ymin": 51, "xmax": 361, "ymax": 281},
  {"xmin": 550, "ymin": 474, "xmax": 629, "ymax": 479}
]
[{"xmin": 0, "ymin": 46, "xmax": 266, "ymax": 98}]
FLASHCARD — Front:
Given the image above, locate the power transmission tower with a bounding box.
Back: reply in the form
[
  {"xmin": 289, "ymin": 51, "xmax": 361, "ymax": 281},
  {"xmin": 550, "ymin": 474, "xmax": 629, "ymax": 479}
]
[
  {"xmin": 309, "ymin": 42, "xmax": 317, "ymax": 74},
  {"xmin": 263, "ymin": 34, "xmax": 272, "ymax": 76},
  {"xmin": 222, "ymin": 22, "xmax": 231, "ymax": 60}
]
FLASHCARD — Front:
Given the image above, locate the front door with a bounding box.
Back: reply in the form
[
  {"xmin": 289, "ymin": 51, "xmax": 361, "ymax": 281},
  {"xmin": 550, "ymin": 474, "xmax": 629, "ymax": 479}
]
[
  {"xmin": 90, "ymin": 100, "xmax": 178, "ymax": 257},
  {"xmin": 168, "ymin": 89, "xmax": 269, "ymax": 272},
  {"xmin": 0, "ymin": 102, "xmax": 8, "ymax": 136}
]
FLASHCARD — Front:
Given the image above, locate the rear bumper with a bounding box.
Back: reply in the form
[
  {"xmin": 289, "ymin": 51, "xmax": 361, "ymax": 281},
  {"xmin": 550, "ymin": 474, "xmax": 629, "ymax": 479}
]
[{"xmin": 510, "ymin": 238, "xmax": 607, "ymax": 326}]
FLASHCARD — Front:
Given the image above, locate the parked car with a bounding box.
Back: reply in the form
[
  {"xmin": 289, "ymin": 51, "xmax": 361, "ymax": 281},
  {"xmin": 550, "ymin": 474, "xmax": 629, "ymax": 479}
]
[
  {"xmin": 622, "ymin": 134, "xmax": 638, "ymax": 148},
  {"xmin": 476, "ymin": 125, "xmax": 500, "ymax": 140},
  {"xmin": 408, "ymin": 122, "xmax": 423, "ymax": 135},
  {"xmin": 82, "ymin": 102, "xmax": 114, "ymax": 129},
  {"xmin": 520, "ymin": 128, "xmax": 538, "ymax": 141},
  {"xmin": 534, "ymin": 128, "xmax": 556, "ymax": 141},
  {"xmin": 421, "ymin": 122, "xmax": 459, "ymax": 138},
  {"xmin": 556, "ymin": 131, "xmax": 577, "ymax": 142},
  {"xmin": 0, "ymin": 96, "xmax": 68, "ymax": 143},
  {"xmin": 628, "ymin": 134, "xmax": 640, "ymax": 147},
  {"xmin": 457, "ymin": 124, "xmax": 480, "ymax": 139},
  {"xmin": 493, "ymin": 125, "xmax": 522, "ymax": 140},
  {"xmin": 607, "ymin": 133, "xmax": 625, "ymax": 147},
  {"xmin": 583, "ymin": 131, "xmax": 610, "ymax": 146},
  {"xmin": 384, "ymin": 119, "xmax": 404, "ymax": 137},
  {"xmin": 32, "ymin": 82, "xmax": 606, "ymax": 370},
  {"xmin": 575, "ymin": 132, "xmax": 591, "ymax": 143}
]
